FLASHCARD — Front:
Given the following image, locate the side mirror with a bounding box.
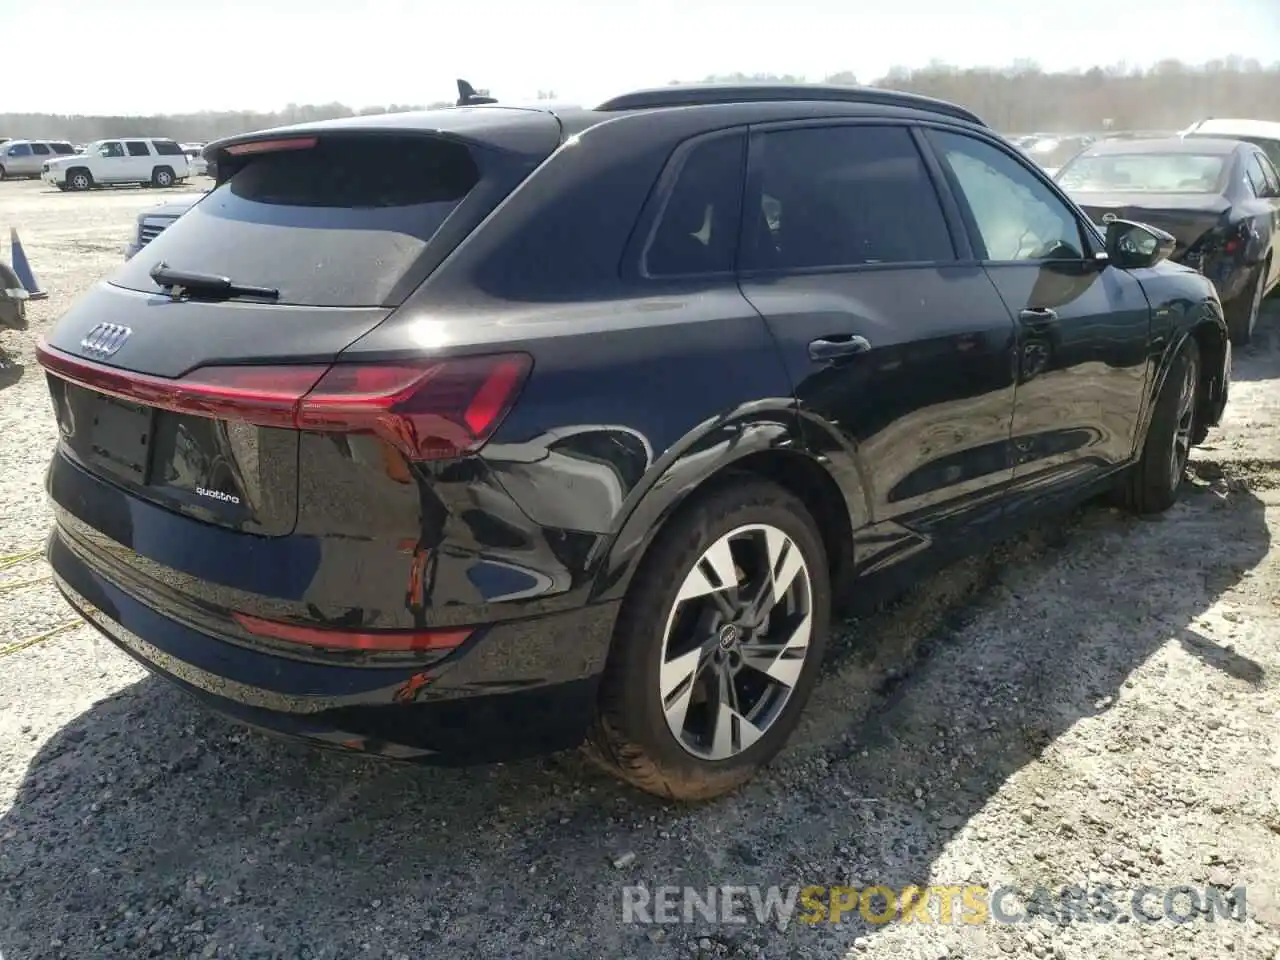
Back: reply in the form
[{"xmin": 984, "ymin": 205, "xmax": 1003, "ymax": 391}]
[{"xmin": 1105, "ymin": 219, "xmax": 1176, "ymax": 269}]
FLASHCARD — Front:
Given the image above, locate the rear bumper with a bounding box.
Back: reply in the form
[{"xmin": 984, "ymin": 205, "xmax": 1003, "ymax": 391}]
[{"xmin": 48, "ymin": 523, "xmax": 620, "ymax": 763}]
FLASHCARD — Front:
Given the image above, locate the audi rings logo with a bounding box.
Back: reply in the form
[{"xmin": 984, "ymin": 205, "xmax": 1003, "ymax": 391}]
[{"xmin": 79, "ymin": 323, "xmax": 132, "ymax": 360}]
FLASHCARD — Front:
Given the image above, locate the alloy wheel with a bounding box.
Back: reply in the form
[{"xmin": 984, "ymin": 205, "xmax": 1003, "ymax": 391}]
[{"xmin": 658, "ymin": 523, "xmax": 813, "ymax": 761}]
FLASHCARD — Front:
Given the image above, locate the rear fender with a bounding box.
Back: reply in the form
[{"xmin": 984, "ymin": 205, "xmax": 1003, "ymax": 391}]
[{"xmin": 587, "ymin": 401, "xmax": 812, "ymax": 604}]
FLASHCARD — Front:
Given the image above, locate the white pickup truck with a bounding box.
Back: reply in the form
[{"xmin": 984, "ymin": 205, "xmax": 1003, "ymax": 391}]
[{"xmin": 42, "ymin": 137, "xmax": 191, "ymax": 191}]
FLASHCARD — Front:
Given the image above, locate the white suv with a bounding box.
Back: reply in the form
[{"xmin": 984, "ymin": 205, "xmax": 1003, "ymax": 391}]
[{"xmin": 41, "ymin": 137, "xmax": 191, "ymax": 191}]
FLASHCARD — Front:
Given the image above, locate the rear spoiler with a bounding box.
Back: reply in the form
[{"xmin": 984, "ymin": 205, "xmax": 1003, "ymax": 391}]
[{"xmin": 456, "ymin": 79, "xmax": 498, "ymax": 107}]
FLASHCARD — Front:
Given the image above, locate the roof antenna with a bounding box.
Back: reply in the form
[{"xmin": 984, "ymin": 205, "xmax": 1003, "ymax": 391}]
[{"xmin": 456, "ymin": 79, "xmax": 498, "ymax": 107}]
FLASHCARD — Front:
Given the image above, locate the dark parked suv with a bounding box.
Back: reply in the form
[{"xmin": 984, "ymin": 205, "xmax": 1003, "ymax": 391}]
[{"xmin": 37, "ymin": 85, "xmax": 1230, "ymax": 800}]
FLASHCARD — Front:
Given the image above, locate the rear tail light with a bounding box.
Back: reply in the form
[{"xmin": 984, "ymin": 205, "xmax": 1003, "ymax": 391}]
[
  {"xmin": 233, "ymin": 611, "xmax": 471, "ymax": 654},
  {"xmin": 224, "ymin": 136, "xmax": 318, "ymax": 156},
  {"xmin": 35, "ymin": 340, "xmax": 532, "ymax": 462}
]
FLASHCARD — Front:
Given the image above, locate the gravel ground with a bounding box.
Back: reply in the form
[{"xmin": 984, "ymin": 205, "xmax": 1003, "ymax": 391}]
[{"xmin": 2, "ymin": 177, "xmax": 1280, "ymax": 960}]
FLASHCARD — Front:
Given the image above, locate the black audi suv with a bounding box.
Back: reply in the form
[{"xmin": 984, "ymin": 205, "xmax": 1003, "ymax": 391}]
[{"xmin": 37, "ymin": 84, "xmax": 1231, "ymax": 800}]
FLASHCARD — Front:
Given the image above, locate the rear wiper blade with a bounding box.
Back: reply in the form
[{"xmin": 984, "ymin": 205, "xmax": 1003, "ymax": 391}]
[{"xmin": 150, "ymin": 262, "xmax": 279, "ymax": 300}]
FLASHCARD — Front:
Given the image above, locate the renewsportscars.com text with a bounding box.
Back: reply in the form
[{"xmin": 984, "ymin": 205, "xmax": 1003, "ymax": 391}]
[{"xmin": 620, "ymin": 883, "xmax": 1246, "ymax": 928}]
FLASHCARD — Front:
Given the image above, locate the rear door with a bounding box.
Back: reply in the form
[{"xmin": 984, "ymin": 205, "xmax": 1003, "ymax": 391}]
[
  {"xmin": 1243, "ymin": 150, "xmax": 1280, "ymax": 289},
  {"xmin": 737, "ymin": 121, "xmax": 1019, "ymax": 565},
  {"xmin": 922, "ymin": 127, "xmax": 1152, "ymax": 512},
  {"xmin": 28, "ymin": 141, "xmax": 51, "ymax": 175},
  {"xmin": 123, "ymin": 140, "xmax": 153, "ymax": 181}
]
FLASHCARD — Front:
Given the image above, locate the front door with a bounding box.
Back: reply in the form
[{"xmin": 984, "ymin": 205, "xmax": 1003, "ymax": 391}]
[
  {"xmin": 922, "ymin": 127, "xmax": 1153, "ymax": 511},
  {"xmin": 98, "ymin": 141, "xmax": 127, "ymax": 182},
  {"xmin": 736, "ymin": 122, "xmax": 1020, "ymax": 575}
]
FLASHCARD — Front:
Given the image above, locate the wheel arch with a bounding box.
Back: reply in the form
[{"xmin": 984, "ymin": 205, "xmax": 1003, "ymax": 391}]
[
  {"xmin": 589, "ymin": 430, "xmax": 859, "ymax": 611},
  {"xmin": 1134, "ymin": 296, "xmax": 1228, "ymax": 452}
]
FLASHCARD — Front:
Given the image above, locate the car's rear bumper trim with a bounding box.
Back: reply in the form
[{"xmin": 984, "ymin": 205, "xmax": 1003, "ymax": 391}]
[{"xmin": 48, "ymin": 526, "xmax": 618, "ymax": 761}]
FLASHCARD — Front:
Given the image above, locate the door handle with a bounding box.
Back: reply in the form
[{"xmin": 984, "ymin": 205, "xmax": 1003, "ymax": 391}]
[
  {"xmin": 1018, "ymin": 307, "xmax": 1058, "ymax": 323},
  {"xmin": 808, "ymin": 335, "xmax": 871, "ymax": 362}
]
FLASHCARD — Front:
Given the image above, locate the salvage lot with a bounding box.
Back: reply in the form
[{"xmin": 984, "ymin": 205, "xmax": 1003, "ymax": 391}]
[{"xmin": 2, "ymin": 177, "xmax": 1280, "ymax": 960}]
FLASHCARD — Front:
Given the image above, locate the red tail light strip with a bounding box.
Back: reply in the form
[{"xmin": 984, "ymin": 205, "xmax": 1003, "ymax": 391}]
[
  {"xmin": 35, "ymin": 340, "xmax": 532, "ymax": 461},
  {"xmin": 224, "ymin": 136, "xmax": 318, "ymax": 156},
  {"xmin": 233, "ymin": 611, "xmax": 471, "ymax": 654}
]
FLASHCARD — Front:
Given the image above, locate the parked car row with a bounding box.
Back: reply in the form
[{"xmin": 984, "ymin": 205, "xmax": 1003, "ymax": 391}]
[
  {"xmin": 41, "ymin": 137, "xmax": 193, "ymax": 191},
  {"xmin": 2, "ymin": 137, "xmax": 216, "ymax": 188}
]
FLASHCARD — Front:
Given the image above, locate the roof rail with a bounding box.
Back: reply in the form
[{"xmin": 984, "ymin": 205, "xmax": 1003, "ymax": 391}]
[
  {"xmin": 594, "ymin": 83, "xmax": 986, "ymax": 126},
  {"xmin": 456, "ymin": 79, "xmax": 498, "ymax": 107}
]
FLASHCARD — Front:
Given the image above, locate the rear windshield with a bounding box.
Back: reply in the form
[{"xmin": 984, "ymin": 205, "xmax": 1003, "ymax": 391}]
[
  {"xmin": 1057, "ymin": 152, "xmax": 1229, "ymax": 194},
  {"xmin": 110, "ymin": 135, "xmax": 481, "ymax": 307}
]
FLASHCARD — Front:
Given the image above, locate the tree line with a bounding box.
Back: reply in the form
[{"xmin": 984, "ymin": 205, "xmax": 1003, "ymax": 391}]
[{"xmin": 3, "ymin": 59, "xmax": 1279, "ymax": 144}]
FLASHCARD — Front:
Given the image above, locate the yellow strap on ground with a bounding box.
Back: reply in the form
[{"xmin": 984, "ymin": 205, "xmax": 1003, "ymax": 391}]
[{"xmin": 0, "ymin": 619, "xmax": 82, "ymax": 658}]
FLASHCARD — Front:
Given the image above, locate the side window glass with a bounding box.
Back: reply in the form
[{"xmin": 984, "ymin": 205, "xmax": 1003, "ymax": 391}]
[
  {"xmin": 644, "ymin": 133, "xmax": 745, "ymax": 277},
  {"xmin": 1259, "ymin": 154, "xmax": 1280, "ymax": 197},
  {"xmin": 931, "ymin": 130, "xmax": 1086, "ymax": 262},
  {"xmin": 101, "ymin": 142, "xmax": 125, "ymax": 158},
  {"xmin": 743, "ymin": 125, "xmax": 954, "ymax": 271},
  {"xmin": 8, "ymin": 143, "xmax": 31, "ymax": 157},
  {"xmin": 30, "ymin": 143, "xmax": 50, "ymax": 156},
  {"xmin": 125, "ymin": 141, "xmax": 151, "ymax": 157}
]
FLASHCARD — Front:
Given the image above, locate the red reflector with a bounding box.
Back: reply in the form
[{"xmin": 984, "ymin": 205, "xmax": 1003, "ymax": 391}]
[
  {"xmin": 224, "ymin": 136, "xmax": 318, "ymax": 156},
  {"xmin": 1224, "ymin": 238, "xmax": 1242, "ymax": 254},
  {"xmin": 35, "ymin": 340, "xmax": 531, "ymax": 461},
  {"xmin": 233, "ymin": 611, "xmax": 471, "ymax": 654}
]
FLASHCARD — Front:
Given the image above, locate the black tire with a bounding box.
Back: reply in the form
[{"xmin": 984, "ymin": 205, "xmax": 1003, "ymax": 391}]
[
  {"xmin": 67, "ymin": 169, "xmax": 93, "ymax": 192},
  {"xmin": 1116, "ymin": 338, "xmax": 1201, "ymax": 515},
  {"xmin": 152, "ymin": 166, "xmax": 175, "ymax": 188},
  {"xmin": 585, "ymin": 478, "xmax": 832, "ymax": 801},
  {"xmin": 1226, "ymin": 262, "xmax": 1266, "ymax": 347}
]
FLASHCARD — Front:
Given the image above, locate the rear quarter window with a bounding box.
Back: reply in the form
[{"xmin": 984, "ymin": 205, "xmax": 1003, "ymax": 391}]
[
  {"xmin": 644, "ymin": 133, "xmax": 746, "ymax": 277},
  {"xmin": 153, "ymin": 140, "xmax": 185, "ymax": 156},
  {"xmin": 109, "ymin": 135, "xmax": 482, "ymax": 307}
]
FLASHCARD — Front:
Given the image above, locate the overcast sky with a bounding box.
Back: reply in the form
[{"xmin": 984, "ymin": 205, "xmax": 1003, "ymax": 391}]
[{"xmin": 6, "ymin": 0, "xmax": 1280, "ymax": 115}]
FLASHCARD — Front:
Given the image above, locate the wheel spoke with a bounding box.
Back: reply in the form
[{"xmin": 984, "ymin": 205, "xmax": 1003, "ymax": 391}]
[
  {"xmin": 709, "ymin": 698, "xmax": 765, "ymax": 760},
  {"xmin": 765, "ymin": 528, "xmax": 805, "ymax": 606},
  {"xmin": 660, "ymin": 646, "xmax": 704, "ymax": 733},
  {"xmin": 741, "ymin": 610, "xmax": 811, "ymax": 689},
  {"xmin": 675, "ymin": 536, "xmax": 739, "ymax": 604}
]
